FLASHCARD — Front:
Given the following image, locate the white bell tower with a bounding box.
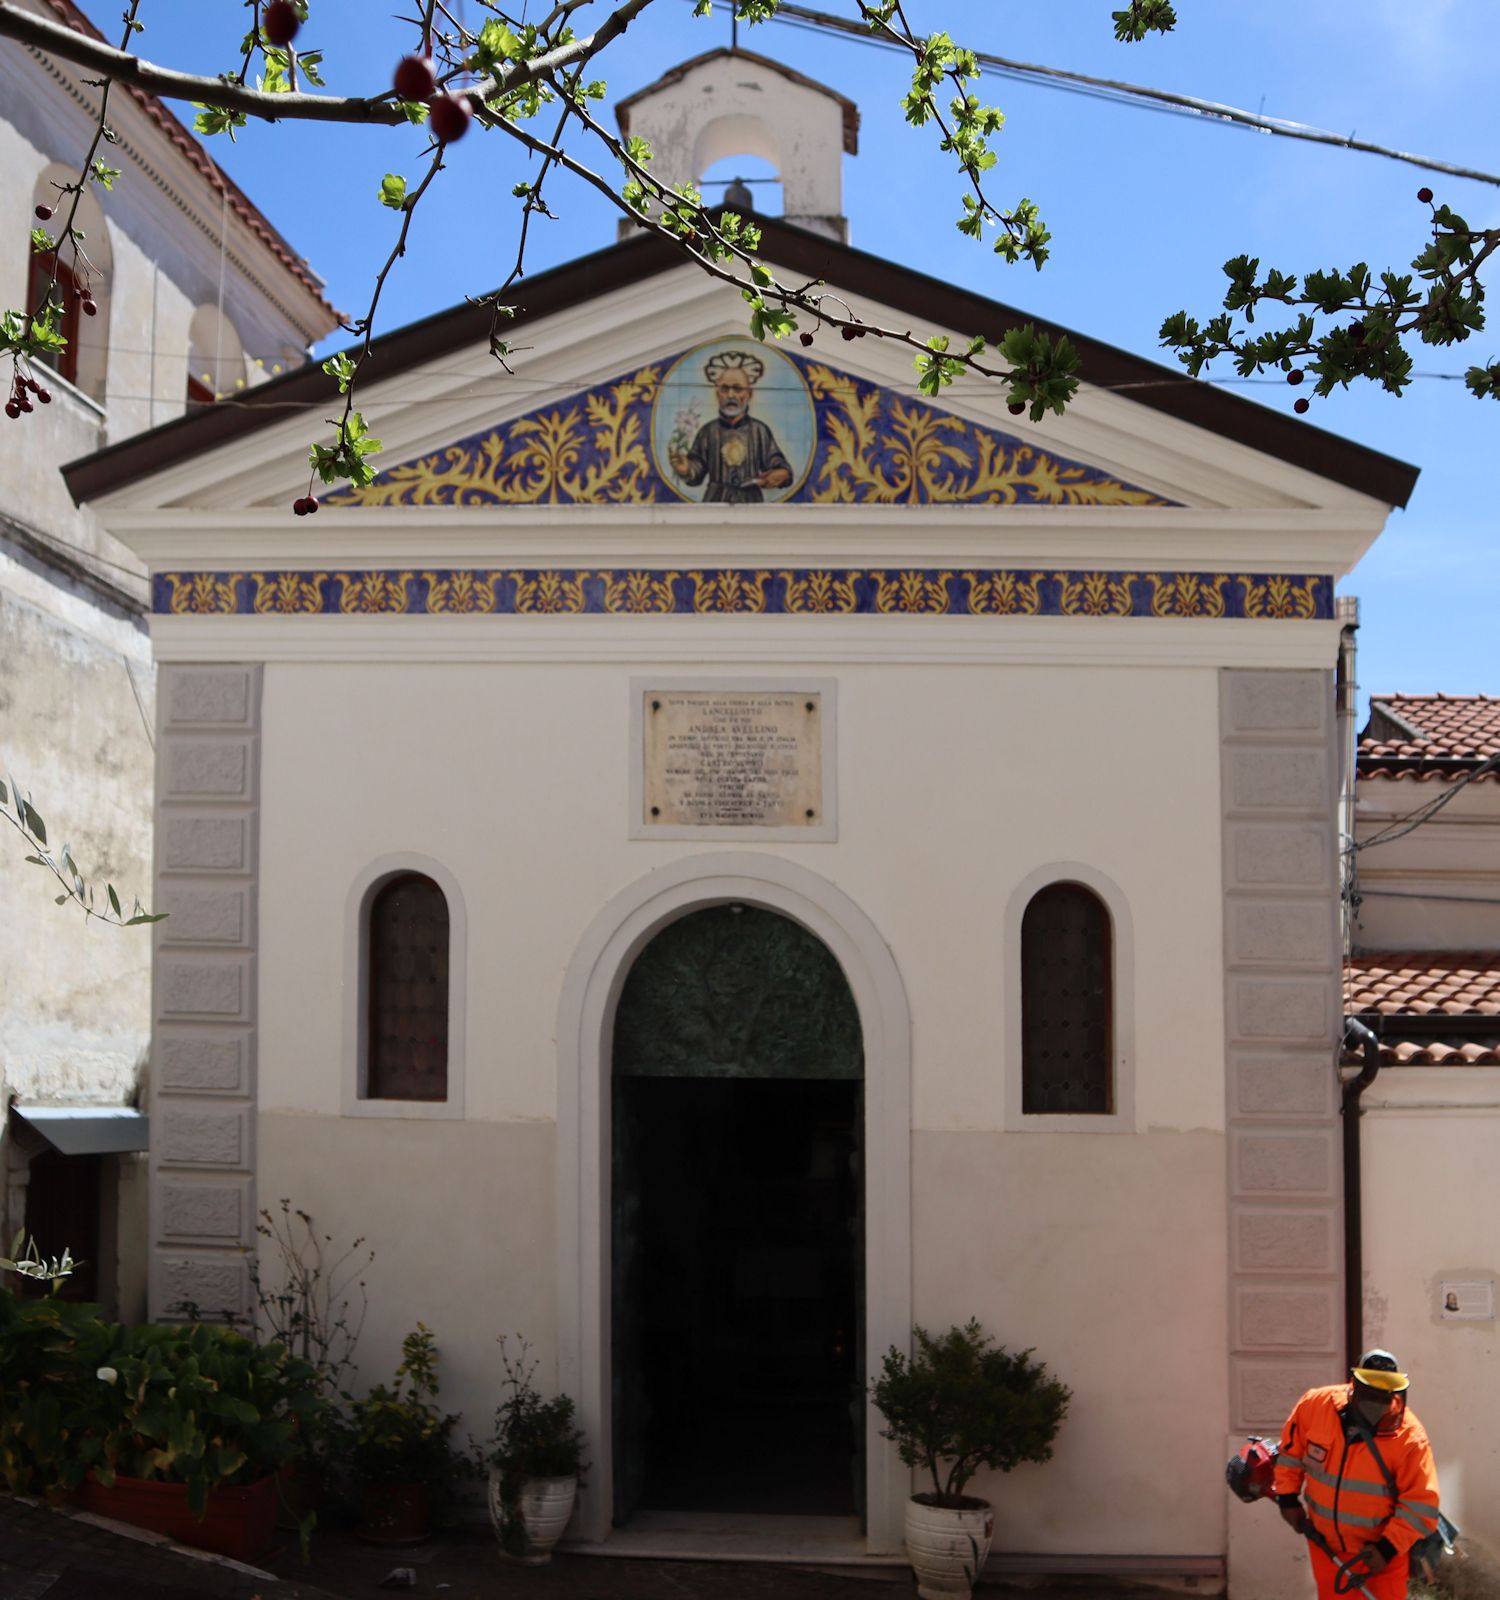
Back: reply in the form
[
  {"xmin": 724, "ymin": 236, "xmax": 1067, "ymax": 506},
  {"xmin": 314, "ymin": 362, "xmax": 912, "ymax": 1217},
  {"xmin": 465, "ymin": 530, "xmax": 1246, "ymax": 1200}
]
[{"xmin": 615, "ymin": 48, "xmax": 859, "ymax": 241}]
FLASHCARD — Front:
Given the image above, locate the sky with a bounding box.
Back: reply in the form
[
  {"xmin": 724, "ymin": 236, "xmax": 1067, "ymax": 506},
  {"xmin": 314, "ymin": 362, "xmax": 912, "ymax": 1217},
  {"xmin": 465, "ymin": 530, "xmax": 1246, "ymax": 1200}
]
[{"xmin": 71, "ymin": 0, "xmax": 1500, "ymax": 714}]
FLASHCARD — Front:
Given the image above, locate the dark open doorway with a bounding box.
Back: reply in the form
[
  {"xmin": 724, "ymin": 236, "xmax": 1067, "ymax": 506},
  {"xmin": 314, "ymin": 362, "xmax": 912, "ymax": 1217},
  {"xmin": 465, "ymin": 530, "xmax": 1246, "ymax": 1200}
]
[{"xmin": 611, "ymin": 904, "xmax": 864, "ymax": 1523}]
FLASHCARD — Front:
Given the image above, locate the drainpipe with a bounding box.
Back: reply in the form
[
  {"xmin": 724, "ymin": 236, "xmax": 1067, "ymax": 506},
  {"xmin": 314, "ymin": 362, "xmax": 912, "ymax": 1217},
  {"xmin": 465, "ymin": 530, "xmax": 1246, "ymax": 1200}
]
[
  {"xmin": 1335, "ymin": 596, "xmax": 1360, "ymax": 948},
  {"xmin": 1341, "ymin": 1016, "xmax": 1382, "ymax": 1367}
]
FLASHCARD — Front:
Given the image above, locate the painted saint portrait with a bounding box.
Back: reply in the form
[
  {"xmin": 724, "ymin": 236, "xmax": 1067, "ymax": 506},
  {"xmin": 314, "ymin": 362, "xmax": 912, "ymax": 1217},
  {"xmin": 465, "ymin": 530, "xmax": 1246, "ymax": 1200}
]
[{"xmin": 652, "ymin": 338, "xmax": 816, "ymax": 504}]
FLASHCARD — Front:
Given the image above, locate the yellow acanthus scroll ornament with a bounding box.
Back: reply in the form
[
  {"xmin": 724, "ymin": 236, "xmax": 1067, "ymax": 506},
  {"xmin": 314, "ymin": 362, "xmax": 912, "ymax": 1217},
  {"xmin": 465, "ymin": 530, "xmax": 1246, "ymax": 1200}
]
[{"xmin": 320, "ymin": 351, "xmax": 1174, "ymax": 509}]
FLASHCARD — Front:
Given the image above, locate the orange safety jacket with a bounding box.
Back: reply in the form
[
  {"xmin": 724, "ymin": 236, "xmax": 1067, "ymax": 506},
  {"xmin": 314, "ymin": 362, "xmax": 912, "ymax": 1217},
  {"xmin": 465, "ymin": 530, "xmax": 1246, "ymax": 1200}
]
[{"xmin": 1273, "ymin": 1384, "xmax": 1442, "ymax": 1558}]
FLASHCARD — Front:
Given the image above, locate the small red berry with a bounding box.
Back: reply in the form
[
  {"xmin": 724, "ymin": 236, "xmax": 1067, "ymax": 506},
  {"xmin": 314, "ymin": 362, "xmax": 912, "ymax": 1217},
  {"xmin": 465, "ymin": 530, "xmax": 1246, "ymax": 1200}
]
[
  {"xmin": 35, "ymin": 204, "xmax": 53, "ymax": 221},
  {"xmin": 839, "ymin": 326, "xmax": 858, "ymax": 341},
  {"xmin": 4, "ymin": 401, "xmax": 19, "ymax": 420},
  {"xmin": 17, "ymin": 396, "xmax": 32, "ymax": 413},
  {"xmin": 81, "ymin": 298, "xmax": 97, "ymax": 317},
  {"xmin": 1417, "ymin": 186, "xmax": 1434, "ymax": 204},
  {"xmin": 798, "ymin": 332, "xmax": 815, "ymax": 347},
  {"xmin": 262, "ymin": 0, "xmax": 300, "ymax": 47},
  {"xmin": 1287, "ymin": 368, "xmax": 1304, "ymax": 386},
  {"xmin": 292, "ymin": 497, "xmax": 309, "ymax": 516},
  {"xmin": 305, "ymin": 495, "xmax": 319, "ymax": 514},
  {"xmin": 1349, "ymin": 321, "xmax": 1366, "ymax": 343},
  {"xmin": 427, "ymin": 92, "xmax": 472, "ymax": 145},
  {"xmin": 393, "ymin": 53, "xmax": 436, "ymax": 102},
  {"xmin": 36, "ymin": 389, "xmax": 51, "ymax": 404},
  {"xmin": 1294, "ymin": 397, "xmax": 1310, "ymax": 414},
  {"xmin": 1007, "ymin": 401, "xmax": 1026, "ymax": 416}
]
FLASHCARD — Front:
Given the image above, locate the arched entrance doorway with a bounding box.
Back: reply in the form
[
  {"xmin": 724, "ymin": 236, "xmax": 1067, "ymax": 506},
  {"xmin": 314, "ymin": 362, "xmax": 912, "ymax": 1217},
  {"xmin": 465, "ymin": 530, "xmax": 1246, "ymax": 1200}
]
[
  {"xmin": 556, "ymin": 854, "xmax": 911, "ymax": 1552},
  {"xmin": 610, "ymin": 904, "xmax": 864, "ymax": 1522}
]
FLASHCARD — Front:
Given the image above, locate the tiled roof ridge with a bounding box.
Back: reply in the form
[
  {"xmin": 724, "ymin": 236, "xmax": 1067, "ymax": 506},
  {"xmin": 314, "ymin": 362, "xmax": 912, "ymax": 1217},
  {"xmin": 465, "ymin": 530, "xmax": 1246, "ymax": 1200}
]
[
  {"xmin": 1343, "ymin": 951, "xmax": 1500, "ymax": 1066},
  {"xmin": 37, "ymin": 0, "xmax": 338, "ymax": 319}
]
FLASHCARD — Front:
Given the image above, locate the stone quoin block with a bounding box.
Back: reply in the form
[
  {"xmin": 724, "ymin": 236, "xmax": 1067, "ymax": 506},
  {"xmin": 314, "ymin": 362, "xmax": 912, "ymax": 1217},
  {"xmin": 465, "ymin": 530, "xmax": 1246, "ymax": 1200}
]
[
  {"xmin": 165, "ymin": 667, "xmax": 254, "ymax": 728},
  {"xmin": 159, "ymin": 957, "xmax": 246, "ymax": 1018},
  {"xmin": 1228, "ymin": 749, "xmax": 1331, "ymax": 814},
  {"xmin": 1228, "ymin": 825, "xmax": 1330, "ymax": 889},
  {"xmin": 1232, "ymin": 902, "xmax": 1336, "ymax": 965},
  {"xmin": 160, "ymin": 1181, "xmax": 245, "ymax": 1241},
  {"xmin": 162, "ymin": 815, "xmax": 249, "ymax": 873},
  {"xmin": 158, "ymin": 1031, "xmax": 247, "ymax": 1093},
  {"xmin": 165, "ymin": 740, "xmax": 251, "ymax": 800},
  {"xmin": 1234, "ymin": 979, "xmax": 1330, "ymax": 1041},
  {"xmin": 1235, "ymin": 1359, "xmax": 1344, "ymax": 1430},
  {"xmin": 1233, "ymin": 1131, "xmax": 1335, "ymax": 1197},
  {"xmin": 1235, "ymin": 1210, "xmax": 1336, "ymax": 1273},
  {"xmin": 1236, "ymin": 1286, "xmax": 1337, "ymax": 1350},
  {"xmin": 158, "ymin": 1104, "xmax": 249, "ymax": 1168},
  {"xmin": 156, "ymin": 1254, "xmax": 250, "ymax": 1321},
  {"xmin": 1225, "ymin": 672, "xmax": 1329, "ymax": 735},
  {"xmin": 1231, "ymin": 1055, "xmax": 1336, "ymax": 1119},
  {"xmin": 158, "ymin": 886, "xmax": 248, "ymax": 946}
]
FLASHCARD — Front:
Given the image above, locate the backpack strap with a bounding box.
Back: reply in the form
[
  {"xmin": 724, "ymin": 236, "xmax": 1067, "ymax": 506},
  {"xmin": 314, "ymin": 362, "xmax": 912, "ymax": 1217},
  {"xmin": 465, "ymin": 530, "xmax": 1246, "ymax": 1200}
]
[{"xmin": 1346, "ymin": 1408, "xmax": 1399, "ymax": 1501}]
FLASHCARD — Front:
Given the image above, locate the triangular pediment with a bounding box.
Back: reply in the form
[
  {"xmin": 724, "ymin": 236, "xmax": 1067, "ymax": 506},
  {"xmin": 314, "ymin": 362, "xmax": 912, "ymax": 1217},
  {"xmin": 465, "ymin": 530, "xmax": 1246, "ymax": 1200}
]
[{"xmin": 322, "ymin": 338, "xmax": 1174, "ymax": 510}]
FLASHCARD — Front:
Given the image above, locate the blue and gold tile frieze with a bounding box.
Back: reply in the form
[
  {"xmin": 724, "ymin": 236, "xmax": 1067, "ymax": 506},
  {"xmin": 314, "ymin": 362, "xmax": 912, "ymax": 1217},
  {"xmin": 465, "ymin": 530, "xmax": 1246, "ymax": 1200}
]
[
  {"xmin": 318, "ymin": 341, "xmax": 1178, "ymax": 509},
  {"xmin": 156, "ymin": 569, "xmax": 1333, "ymax": 620}
]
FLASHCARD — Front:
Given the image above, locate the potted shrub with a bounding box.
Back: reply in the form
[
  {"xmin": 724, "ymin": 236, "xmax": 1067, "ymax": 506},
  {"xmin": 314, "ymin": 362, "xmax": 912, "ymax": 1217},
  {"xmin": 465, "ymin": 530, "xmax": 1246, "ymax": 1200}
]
[
  {"xmin": 871, "ymin": 1320, "xmax": 1071, "ymax": 1600},
  {"xmin": 84, "ymin": 1320, "xmax": 320, "ymax": 1563},
  {"xmin": 347, "ymin": 1324, "xmax": 462, "ymax": 1545},
  {"xmin": 474, "ymin": 1337, "xmax": 587, "ymax": 1564}
]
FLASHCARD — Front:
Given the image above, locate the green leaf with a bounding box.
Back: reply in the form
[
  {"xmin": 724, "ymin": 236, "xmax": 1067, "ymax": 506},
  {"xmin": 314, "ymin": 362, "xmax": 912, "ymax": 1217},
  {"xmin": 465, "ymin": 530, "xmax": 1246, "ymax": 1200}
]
[
  {"xmin": 22, "ymin": 801, "xmax": 46, "ymax": 845},
  {"xmin": 193, "ymin": 103, "xmax": 248, "ymax": 140},
  {"xmin": 379, "ymin": 174, "xmax": 408, "ymax": 211}
]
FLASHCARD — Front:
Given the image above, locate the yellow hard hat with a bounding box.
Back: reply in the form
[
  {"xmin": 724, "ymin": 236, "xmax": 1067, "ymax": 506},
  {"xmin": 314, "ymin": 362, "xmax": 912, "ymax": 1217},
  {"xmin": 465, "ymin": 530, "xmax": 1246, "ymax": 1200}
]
[{"xmin": 1352, "ymin": 1349, "xmax": 1409, "ymax": 1393}]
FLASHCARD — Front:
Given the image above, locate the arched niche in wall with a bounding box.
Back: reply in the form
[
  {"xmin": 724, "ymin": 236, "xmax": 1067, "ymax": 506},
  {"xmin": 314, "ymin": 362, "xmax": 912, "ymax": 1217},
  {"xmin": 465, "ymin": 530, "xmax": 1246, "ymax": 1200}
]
[
  {"xmin": 28, "ymin": 163, "xmax": 113, "ymax": 404},
  {"xmin": 187, "ymin": 303, "xmax": 248, "ymax": 405}
]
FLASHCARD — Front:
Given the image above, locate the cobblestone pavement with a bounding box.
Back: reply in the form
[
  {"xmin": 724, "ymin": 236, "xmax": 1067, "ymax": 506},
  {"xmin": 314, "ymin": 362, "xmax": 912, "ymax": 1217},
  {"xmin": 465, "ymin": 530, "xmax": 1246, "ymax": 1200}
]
[
  {"xmin": 266, "ymin": 1524, "xmax": 914, "ymax": 1600},
  {"xmin": 3, "ymin": 1495, "xmax": 1196, "ymax": 1600},
  {"xmin": 0, "ymin": 1494, "xmax": 344, "ymax": 1600}
]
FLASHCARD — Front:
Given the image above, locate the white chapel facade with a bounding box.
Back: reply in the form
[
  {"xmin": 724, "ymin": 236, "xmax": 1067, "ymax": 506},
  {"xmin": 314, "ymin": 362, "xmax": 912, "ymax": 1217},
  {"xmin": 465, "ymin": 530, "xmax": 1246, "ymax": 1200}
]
[{"xmin": 66, "ymin": 51, "xmax": 1428, "ymax": 1592}]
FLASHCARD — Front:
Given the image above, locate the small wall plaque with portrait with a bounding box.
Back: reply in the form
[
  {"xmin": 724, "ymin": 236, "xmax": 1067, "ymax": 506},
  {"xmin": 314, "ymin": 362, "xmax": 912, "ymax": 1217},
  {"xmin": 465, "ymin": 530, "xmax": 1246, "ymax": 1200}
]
[
  {"xmin": 1439, "ymin": 1279, "xmax": 1495, "ymax": 1321},
  {"xmin": 631, "ymin": 678, "xmax": 837, "ymax": 842}
]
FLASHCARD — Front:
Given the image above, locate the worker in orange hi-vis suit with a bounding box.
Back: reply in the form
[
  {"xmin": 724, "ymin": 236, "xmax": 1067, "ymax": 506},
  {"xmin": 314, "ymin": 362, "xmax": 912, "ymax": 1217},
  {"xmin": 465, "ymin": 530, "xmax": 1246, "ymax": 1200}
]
[{"xmin": 1272, "ymin": 1349, "xmax": 1443, "ymax": 1600}]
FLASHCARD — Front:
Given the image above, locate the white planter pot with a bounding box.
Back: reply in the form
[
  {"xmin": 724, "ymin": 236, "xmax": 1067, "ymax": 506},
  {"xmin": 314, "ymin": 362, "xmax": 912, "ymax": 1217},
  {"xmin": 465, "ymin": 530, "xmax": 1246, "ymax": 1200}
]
[
  {"xmin": 487, "ymin": 1468, "xmax": 577, "ymax": 1565},
  {"xmin": 904, "ymin": 1495, "xmax": 995, "ymax": 1600}
]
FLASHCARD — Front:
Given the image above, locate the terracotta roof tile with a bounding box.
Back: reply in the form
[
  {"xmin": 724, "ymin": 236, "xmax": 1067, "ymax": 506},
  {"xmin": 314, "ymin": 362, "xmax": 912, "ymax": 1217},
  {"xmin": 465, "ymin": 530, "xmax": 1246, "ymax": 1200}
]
[
  {"xmin": 1358, "ymin": 694, "xmax": 1500, "ymax": 781},
  {"xmin": 1343, "ymin": 952, "xmax": 1500, "ymax": 1065},
  {"xmin": 39, "ymin": 0, "xmax": 339, "ymax": 326}
]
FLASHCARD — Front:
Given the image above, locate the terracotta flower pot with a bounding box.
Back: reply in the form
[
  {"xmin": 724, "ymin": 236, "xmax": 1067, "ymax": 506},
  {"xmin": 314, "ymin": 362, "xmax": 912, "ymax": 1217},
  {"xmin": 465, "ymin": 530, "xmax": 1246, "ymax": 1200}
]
[
  {"xmin": 82, "ymin": 1470, "xmax": 279, "ymax": 1565},
  {"xmin": 356, "ymin": 1480, "xmax": 431, "ymax": 1545}
]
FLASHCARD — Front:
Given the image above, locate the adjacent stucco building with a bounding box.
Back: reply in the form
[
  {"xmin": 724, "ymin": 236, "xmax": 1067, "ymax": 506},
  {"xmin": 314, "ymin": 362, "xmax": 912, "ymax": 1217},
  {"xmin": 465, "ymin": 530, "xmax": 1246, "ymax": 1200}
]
[{"xmin": 1, "ymin": 0, "xmax": 337, "ymax": 1313}]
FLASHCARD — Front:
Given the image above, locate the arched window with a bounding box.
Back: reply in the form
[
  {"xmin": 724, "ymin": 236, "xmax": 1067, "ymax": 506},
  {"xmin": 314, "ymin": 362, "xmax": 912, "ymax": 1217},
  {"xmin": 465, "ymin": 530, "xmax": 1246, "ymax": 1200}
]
[
  {"xmin": 365, "ymin": 873, "xmax": 449, "ymax": 1101},
  {"xmin": 27, "ymin": 166, "xmax": 112, "ymax": 402},
  {"xmin": 1020, "ymin": 883, "xmax": 1113, "ymax": 1115}
]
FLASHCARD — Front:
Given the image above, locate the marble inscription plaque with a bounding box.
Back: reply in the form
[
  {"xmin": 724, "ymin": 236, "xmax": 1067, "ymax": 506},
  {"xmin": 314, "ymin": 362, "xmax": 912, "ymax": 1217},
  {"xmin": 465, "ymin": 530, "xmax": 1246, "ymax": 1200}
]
[{"xmin": 644, "ymin": 691, "xmax": 822, "ymax": 828}]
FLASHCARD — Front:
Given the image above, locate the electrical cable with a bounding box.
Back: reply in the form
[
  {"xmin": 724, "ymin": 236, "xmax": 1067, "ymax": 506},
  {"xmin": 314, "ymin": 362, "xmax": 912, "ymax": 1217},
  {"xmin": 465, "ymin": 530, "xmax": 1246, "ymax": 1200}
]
[{"xmin": 693, "ymin": 0, "xmax": 1500, "ymax": 189}]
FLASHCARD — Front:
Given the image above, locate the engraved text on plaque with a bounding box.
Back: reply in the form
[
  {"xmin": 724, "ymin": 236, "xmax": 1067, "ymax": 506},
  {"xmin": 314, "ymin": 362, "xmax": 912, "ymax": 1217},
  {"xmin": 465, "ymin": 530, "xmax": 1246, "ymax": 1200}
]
[{"xmin": 644, "ymin": 691, "xmax": 822, "ymax": 828}]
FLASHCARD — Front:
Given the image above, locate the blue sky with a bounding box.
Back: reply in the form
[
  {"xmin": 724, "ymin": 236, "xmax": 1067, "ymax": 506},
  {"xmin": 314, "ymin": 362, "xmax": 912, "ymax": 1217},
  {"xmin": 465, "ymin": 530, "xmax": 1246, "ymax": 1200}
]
[{"xmin": 76, "ymin": 1, "xmax": 1500, "ymax": 710}]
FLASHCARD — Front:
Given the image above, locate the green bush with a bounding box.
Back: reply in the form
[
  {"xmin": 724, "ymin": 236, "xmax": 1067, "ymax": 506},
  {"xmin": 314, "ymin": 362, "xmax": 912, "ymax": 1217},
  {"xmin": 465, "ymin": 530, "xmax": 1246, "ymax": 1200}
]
[
  {"xmin": 347, "ymin": 1324, "xmax": 462, "ymax": 1497},
  {"xmin": 871, "ymin": 1320, "xmax": 1071, "ymax": 1507},
  {"xmin": 0, "ymin": 1287, "xmax": 324, "ymax": 1515}
]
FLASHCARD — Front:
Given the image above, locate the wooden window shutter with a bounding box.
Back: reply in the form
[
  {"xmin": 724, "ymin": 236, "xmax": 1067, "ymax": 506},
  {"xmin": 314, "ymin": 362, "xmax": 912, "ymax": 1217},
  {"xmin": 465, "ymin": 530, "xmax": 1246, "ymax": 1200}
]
[
  {"xmin": 366, "ymin": 873, "xmax": 450, "ymax": 1101},
  {"xmin": 1021, "ymin": 883, "xmax": 1113, "ymax": 1114},
  {"xmin": 25, "ymin": 250, "xmax": 81, "ymax": 387}
]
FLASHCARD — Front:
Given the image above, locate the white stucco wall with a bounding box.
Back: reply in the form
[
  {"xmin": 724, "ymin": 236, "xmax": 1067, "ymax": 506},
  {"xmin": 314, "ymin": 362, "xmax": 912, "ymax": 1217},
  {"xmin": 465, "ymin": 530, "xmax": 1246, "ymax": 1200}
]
[
  {"xmin": 1352, "ymin": 779, "xmax": 1500, "ymax": 949},
  {"xmin": 1358, "ymin": 1069, "xmax": 1500, "ymax": 1552},
  {"xmin": 251, "ymin": 654, "xmax": 1229, "ymax": 1552}
]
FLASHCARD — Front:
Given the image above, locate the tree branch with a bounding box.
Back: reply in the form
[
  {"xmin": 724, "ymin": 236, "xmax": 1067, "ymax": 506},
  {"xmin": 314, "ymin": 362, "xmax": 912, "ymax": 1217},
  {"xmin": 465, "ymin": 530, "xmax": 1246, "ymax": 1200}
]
[{"xmin": 0, "ymin": 0, "xmax": 644, "ymax": 126}]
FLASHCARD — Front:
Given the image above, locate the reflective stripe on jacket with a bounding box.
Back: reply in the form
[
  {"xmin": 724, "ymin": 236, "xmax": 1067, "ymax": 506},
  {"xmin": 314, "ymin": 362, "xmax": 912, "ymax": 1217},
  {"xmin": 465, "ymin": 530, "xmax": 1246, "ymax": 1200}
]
[{"xmin": 1272, "ymin": 1384, "xmax": 1441, "ymax": 1556}]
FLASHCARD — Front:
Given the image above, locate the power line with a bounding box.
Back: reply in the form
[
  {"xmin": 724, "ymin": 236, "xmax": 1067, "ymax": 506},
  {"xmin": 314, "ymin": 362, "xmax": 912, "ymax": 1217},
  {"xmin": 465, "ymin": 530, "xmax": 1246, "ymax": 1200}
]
[{"xmin": 700, "ymin": 0, "xmax": 1500, "ymax": 189}]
